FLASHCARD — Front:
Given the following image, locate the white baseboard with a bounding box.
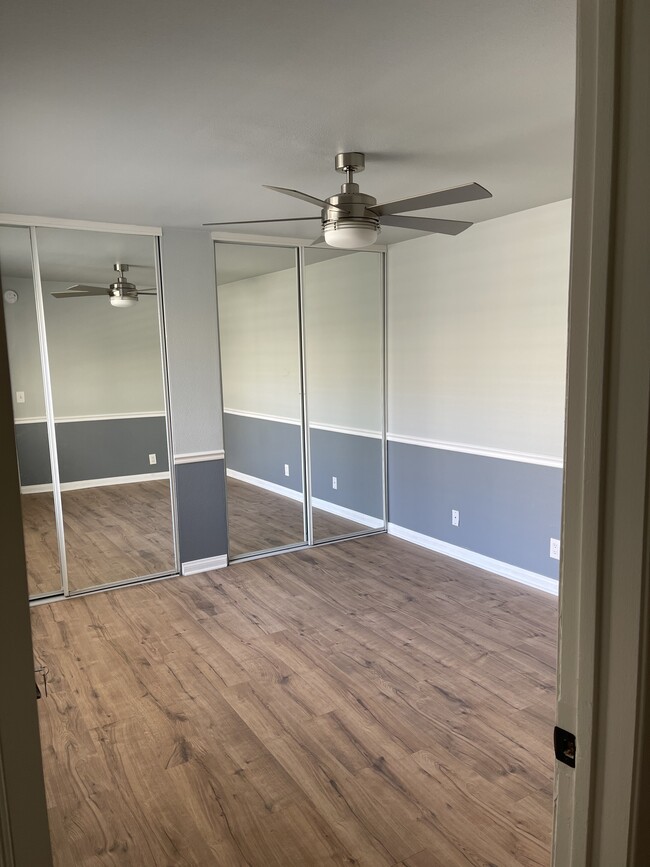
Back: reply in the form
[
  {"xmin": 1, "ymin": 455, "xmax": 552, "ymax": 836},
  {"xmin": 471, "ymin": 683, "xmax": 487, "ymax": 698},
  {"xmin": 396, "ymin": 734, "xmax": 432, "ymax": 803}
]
[
  {"xmin": 387, "ymin": 523, "xmax": 559, "ymax": 596},
  {"xmin": 181, "ymin": 555, "xmax": 228, "ymax": 575},
  {"xmin": 227, "ymin": 468, "xmax": 384, "ymax": 529},
  {"xmin": 226, "ymin": 468, "xmax": 304, "ymax": 502},
  {"xmin": 21, "ymin": 471, "xmax": 170, "ymax": 495}
]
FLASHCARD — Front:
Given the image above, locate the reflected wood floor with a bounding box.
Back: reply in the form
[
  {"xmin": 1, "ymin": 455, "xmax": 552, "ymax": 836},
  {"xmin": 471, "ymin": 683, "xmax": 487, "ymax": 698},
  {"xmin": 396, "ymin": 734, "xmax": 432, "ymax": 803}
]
[
  {"xmin": 22, "ymin": 480, "xmax": 175, "ymax": 596},
  {"xmin": 32, "ymin": 534, "xmax": 557, "ymax": 866},
  {"xmin": 227, "ymin": 477, "xmax": 372, "ymax": 558}
]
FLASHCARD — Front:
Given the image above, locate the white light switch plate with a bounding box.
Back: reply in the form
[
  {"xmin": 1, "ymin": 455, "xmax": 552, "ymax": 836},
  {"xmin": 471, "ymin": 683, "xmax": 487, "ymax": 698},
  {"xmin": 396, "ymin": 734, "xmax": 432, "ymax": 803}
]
[{"xmin": 16, "ymin": 391, "xmax": 25, "ymax": 404}]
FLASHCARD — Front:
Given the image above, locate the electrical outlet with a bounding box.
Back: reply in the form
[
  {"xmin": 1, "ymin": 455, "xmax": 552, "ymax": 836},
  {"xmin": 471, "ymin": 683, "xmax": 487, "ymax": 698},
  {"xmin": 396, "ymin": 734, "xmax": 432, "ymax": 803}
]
[
  {"xmin": 284, "ymin": 463, "xmax": 290, "ymax": 477},
  {"xmin": 332, "ymin": 476, "xmax": 338, "ymax": 490},
  {"xmin": 451, "ymin": 509, "xmax": 460, "ymax": 527},
  {"xmin": 149, "ymin": 453, "xmax": 157, "ymax": 466},
  {"xmin": 16, "ymin": 391, "xmax": 25, "ymax": 404},
  {"xmin": 550, "ymin": 538, "xmax": 561, "ymax": 560}
]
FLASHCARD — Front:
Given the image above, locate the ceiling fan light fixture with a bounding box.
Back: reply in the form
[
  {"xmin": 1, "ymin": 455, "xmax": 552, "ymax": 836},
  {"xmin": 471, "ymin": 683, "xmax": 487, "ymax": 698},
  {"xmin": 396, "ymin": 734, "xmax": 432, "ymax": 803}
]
[
  {"xmin": 323, "ymin": 219, "xmax": 379, "ymax": 249},
  {"xmin": 109, "ymin": 293, "xmax": 138, "ymax": 308}
]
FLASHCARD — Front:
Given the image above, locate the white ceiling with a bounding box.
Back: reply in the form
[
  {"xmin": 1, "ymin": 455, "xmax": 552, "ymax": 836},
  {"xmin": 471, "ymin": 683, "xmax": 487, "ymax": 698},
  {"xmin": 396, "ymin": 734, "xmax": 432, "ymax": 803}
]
[{"xmin": 0, "ymin": 0, "xmax": 576, "ymax": 245}]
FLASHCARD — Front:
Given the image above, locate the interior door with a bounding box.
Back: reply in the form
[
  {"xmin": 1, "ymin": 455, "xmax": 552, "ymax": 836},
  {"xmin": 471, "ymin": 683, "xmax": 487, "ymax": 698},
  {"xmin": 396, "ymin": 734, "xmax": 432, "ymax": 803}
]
[
  {"xmin": 215, "ymin": 241, "xmax": 307, "ymax": 559},
  {"xmin": 303, "ymin": 247, "xmax": 386, "ymax": 543}
]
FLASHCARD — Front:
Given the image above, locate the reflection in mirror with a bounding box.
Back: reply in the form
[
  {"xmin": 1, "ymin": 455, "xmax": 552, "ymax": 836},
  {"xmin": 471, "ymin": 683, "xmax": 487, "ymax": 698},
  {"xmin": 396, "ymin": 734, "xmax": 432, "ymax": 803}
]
[
  {"xmin": 215, "ymin": 243, "xmax": 306, "ymax": 558},
  {"xmin": 1, "ymin": 226, "xmax": 63, "ymax": 597},
  {"xmin": 36, "ymin": 227, "xmax": 175, "ymax": 592},
  {"xmin": 303, "ymin": 248, "xmax": 385, "ymax": 542}
]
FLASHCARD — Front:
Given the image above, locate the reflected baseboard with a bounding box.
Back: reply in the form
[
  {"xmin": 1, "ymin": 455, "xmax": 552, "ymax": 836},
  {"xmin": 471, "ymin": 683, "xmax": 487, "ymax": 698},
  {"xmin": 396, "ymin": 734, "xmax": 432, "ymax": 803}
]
[
  {"xmin": 312, "ymin": 498, "xmax": 384, "ymax": 530},
  {"xmin": 21, "ymin": 471, "xmax": 171, "ymax": 494},
  {"xmin": 226, "ymin": 468, "xmax": 303, "ymax": 502},
  {"xmin": 181, "ymin": 555, "xmax": 228, "ymax": 575},
  {"xmin": 226, "ymin": 467, "xmax": 383, "ymax": 530}
]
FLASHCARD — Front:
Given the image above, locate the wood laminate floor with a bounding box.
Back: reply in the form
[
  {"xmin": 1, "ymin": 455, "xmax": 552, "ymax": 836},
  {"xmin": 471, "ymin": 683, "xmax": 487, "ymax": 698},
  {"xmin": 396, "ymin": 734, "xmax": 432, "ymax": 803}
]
[
  {"xmin": 32, "ymin": 534, "xmax": 557, "ymax": 866},
  {"xmin": 21, "ymin": 480, "xmax": 175, "ymax": 596},
  {"xmin": 227, "ymin": 477, "xmax": 373, "ymax": 558}
]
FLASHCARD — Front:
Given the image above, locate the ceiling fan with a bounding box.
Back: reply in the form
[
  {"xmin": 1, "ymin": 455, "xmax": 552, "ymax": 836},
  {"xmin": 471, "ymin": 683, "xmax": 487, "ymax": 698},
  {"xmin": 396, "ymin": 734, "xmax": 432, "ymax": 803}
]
[
  {"xmin": 51, "ymin": 263, "xmax": 157, "ymax": 308},
  {"xmin": 204, "ymin": 152, "xmax": 492, "ymax": 249}
]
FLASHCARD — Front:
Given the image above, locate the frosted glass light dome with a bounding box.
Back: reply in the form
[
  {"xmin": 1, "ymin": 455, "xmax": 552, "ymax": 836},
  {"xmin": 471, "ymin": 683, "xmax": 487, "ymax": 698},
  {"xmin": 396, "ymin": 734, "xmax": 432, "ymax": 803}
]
[
  {"xmin": 110, "ymin": 294, "xmax": 138, "ymax": 308},
  {"xmin": 323, "ymin": 219, "xmax": 379, "ymax": 249}
]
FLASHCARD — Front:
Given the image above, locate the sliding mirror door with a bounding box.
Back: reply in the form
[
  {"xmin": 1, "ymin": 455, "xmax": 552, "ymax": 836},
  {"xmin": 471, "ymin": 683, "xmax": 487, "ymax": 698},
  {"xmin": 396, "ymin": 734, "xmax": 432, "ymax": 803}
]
[
  {"xmin": 35, "ymin": 227, "xmax": 176, "ymax": 592},
  {"xmin": 303, "ymin": 248, "xmax": 385, "ymax": 542},
  {"xmin": 215, "ymin": 242, "xmax": 306, "ymax": 559},
  {"xmin": 1, "ymin": 226, "xmax": 63, "ymax": 597}
]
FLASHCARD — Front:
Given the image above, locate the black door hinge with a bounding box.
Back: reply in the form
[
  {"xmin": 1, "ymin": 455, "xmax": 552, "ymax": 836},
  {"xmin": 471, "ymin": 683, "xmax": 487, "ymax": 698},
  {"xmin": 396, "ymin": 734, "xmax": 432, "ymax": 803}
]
[{"xmin": 554, "ymin": 726, "xmax": 576, "ymax": 768}]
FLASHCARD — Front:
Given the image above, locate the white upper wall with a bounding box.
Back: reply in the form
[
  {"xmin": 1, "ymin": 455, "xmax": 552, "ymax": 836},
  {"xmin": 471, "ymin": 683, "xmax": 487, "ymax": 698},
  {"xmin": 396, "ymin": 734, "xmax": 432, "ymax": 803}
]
[{"xmin": 388, "ymin": 198, "xmax": 571, "ymax": 460}]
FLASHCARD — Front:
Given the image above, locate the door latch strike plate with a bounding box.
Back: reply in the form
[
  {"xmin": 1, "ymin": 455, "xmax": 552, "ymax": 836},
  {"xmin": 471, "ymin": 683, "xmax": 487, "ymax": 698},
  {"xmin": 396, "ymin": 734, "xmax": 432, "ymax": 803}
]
[{"xmin": 554, "ymin": 725, "xmax": 576, "ymax": 768}]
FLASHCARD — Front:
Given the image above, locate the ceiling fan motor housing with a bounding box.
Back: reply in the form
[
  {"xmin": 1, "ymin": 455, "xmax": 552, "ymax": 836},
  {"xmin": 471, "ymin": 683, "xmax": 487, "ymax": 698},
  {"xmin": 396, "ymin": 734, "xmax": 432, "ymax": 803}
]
[
  {"xmin": 109, "ymin": 276, "xmax": 139, "ymax": 305},
  {"xmin": 323, "ymin": 187, "xmax": 380, "ymax": 247}
]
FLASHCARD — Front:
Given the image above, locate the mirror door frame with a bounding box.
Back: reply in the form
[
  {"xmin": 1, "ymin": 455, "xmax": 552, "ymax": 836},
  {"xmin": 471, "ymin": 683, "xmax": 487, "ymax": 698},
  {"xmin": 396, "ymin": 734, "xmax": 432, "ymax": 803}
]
[
  {"xmin": 0, "ymin": 213, "xmax": 180, "ymax": 600},
  {"xmin": 213, "ymin": 231, "xmax": 388, "ymax": 562}
]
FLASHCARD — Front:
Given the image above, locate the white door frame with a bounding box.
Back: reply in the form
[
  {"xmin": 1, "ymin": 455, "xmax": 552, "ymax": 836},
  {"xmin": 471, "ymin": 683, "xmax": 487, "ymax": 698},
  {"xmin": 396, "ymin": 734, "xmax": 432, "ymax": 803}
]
[{"xmin": 554, "ymin": 0, "xmax": 650, "ymax": 863}]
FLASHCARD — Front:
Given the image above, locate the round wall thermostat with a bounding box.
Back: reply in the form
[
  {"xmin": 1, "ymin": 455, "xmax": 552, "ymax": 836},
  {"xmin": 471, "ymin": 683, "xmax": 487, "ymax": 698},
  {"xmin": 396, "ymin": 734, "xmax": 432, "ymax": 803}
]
[{"xmin": 3, "ymin": 290, "xmax": 18, "ymax": 304}]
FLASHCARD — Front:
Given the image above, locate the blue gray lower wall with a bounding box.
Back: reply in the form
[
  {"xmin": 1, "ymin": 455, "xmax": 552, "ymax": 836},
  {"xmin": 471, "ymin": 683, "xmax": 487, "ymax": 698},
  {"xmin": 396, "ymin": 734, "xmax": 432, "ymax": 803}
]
[
  {"xmin": 387, "ymin": 441, "xmax": 562, "ymax": 580},
  {"xmin": 14, "ymin": 416, "xmax": 169, "ymax": 486},
  {"xmin": 224, "ymin": 412, "xmax": 384, "ymax": 520},
  {"xmin": 175, "ymin": 459, "xmax": 228, "ymax": 563}
]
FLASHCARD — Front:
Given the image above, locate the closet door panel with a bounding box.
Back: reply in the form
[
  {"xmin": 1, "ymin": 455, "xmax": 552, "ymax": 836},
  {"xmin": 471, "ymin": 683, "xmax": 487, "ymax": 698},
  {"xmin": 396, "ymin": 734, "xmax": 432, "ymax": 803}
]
[
  {"xmin": 215, "ymin": 242, "xmax": 306, "ymax": 558},
  {"xmin": 303, "ymin": 249, "xmax": 385, "ymax": 542},
  {"xmin": 36, "ymin": 227, "xmax": 176, "ymax": 592}
]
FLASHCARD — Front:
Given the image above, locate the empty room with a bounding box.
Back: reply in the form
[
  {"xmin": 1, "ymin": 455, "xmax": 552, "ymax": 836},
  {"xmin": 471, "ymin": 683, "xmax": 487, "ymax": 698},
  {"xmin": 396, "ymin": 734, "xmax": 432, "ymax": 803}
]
[{"xmin": 3, "ymin": 1, "xmax": 650, "ymax": 866}]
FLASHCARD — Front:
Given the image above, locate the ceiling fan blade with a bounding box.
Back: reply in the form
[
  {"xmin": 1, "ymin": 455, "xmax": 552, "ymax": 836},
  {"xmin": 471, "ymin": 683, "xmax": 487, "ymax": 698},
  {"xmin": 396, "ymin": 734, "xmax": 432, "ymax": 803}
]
[
  {"xmin": 380, "ymin": 214, "xmax": 473, "ymax": 236},
  {"xmin": 310, "ymin": 234, "xmax": 326, "ymax": 247},
  {"xmin": 136, "ymin": 289, "xmax": 157, "ymax": 295},
  {"xmin": 371, "ymin": 182, "xmax": 492, "ymax": 217},
  {"xmin": 263, "ymin": 185, "xmax": 349, "ymax": 214},
  {"xmin": 203, "ymin": 216, "xmax": 321, "ymax": 227},
  {"xmin": 52, "ymin": 285, "xmax": 108, "ymax": 298}
]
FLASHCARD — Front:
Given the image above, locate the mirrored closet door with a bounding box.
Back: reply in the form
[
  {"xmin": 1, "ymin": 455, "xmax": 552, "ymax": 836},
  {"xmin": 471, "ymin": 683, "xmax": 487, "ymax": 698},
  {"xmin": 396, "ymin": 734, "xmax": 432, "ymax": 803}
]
[
  {"xmin": 303, "ymin": 248, "xmax": 385, "ymax": 543},
  {"xmin": 35, "ymin": 227, "xmax": 176, "ymax": 593},
  {"xmin": 215, "ymin": 242, "xmax": 307, "ymax": 559},
  {"xmin": 214, "ymin": 238, "xmax": 386, "ymax": 561},
  {"xmin": 1, "ymin": 221, "xmax": 178, "ymax": 598}
]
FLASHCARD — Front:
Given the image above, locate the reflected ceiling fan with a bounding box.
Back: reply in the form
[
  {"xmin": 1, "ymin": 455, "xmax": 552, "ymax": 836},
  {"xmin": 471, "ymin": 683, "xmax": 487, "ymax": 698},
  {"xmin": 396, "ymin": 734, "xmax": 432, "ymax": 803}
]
[
  {"xmin": 204, "ymin": 152, "xmax": 492, "ymax": 249},
  {"xmin": 51, "ymin": 263, "xmax": 157, "ymax": 308}
]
